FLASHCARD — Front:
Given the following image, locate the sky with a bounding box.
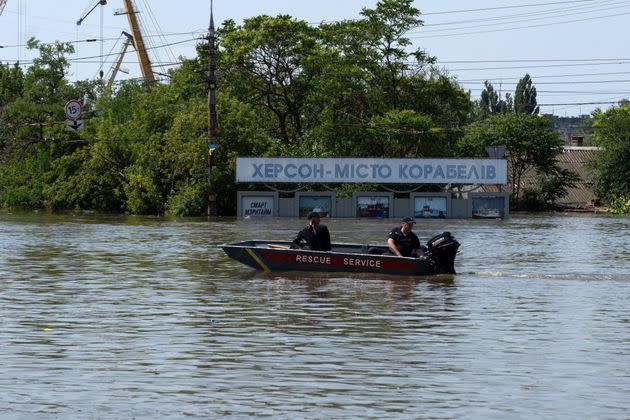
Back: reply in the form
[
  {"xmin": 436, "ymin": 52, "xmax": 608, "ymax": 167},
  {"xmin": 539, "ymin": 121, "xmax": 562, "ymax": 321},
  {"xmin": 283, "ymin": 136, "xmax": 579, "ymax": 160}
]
[{"xmin": 0, "ymin": 0, "xmax": 628, "ymax": 117}]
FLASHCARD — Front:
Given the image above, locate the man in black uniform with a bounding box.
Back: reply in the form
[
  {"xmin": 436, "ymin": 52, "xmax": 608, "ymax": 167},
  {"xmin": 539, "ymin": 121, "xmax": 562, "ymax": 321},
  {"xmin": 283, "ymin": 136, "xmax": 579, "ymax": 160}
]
[
  {"xmin": 292, "ymin": 211, "xmax": 332, "ymax": 251},
  {"xmin": 387, "ymin": 216, "xmax": 423, "ymax": 257}
]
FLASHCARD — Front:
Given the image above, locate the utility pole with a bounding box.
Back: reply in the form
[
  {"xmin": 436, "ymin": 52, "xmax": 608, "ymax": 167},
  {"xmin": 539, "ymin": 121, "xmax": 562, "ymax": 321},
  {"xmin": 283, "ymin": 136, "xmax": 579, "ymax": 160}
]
[{"xmin": 207, "ymin": 0, "xmax": 218, "ymax": 216}]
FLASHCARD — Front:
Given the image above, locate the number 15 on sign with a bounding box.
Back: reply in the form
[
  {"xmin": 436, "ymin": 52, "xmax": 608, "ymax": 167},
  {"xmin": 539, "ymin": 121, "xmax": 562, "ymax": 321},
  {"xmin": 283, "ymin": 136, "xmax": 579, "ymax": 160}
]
[{"xmin": 64, "ymin": 100, "xmax": 83, "ymax": 121}]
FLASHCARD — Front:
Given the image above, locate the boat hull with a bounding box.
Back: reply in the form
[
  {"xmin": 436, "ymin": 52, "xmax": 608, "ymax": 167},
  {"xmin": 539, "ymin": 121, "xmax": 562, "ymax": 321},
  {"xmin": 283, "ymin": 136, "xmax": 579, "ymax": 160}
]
[{"xmin": 221, "ymin": 238, "xmax": 458, "ymax": 276}]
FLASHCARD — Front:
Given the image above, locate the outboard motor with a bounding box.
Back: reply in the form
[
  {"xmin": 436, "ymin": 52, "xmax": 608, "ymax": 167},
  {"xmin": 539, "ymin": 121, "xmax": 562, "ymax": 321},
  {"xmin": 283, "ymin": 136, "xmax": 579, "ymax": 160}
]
[{"xmin": 426, "ymin": 231, "xmax": 460, "ymax": 274}]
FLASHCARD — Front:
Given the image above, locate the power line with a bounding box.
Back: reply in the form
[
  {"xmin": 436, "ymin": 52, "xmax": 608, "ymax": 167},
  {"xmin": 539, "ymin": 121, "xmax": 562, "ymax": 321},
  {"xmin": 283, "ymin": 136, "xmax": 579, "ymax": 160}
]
[
  {"xmin": 459, "ymin": 78, "xmax": 630, "ymax": 85},
  {"xmin": 421, "ymin": 0, "xmax": 600, "ymax": 15},
  {"xmin": 538, "ymin": 100, "xmax": 627, "ymax": 105},
  {"xmin": 421, "ymin": 0, "xmax": 626, "ymax": 27},
  {"xmin": 466, "ymin": 89, "xmax": 630, "ymax": 94},
  {"xmin": 411, "ymin": 10, "xmax": 630, "ymax": 38},
  {"xmin": 456, "ymin": 71, "xmax": 630, "ymax": 82},
  {"xmin": 0, "ymin": 30, "xmax": 205, "ymax": 49},
  {"xmin": 436, "ymin": 58, "xmax": 630, "ymax": 63},
  {"xmin": 444, "ymin": 61, "xmax": 630, "ymax": 71},
  {"xmin": 0, "ymin": 37, "xmax": 200, "ymax": 64},
  {"xmin": 416, "ymin": 1, "xmax": 630, "ymax": 34}
]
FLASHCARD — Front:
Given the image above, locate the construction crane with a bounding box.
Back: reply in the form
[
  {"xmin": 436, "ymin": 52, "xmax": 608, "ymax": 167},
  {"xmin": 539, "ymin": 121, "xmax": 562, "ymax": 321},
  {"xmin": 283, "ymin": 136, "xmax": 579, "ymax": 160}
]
[
  {"xmin": 77, "ymin": 0, "xmax": 107, "ymax": 78},
  {"xmin": 78, "ymin": 0, "xmax": 155, "ymax": 84},
  {"xmin": 0, "ymin": 0, "xmax": 8, "ymax": 17},
  {"xmin": 105, "ymin": 31, "xmax": 133, "ymax": 89},
  {"xmin": 118, "ymin": 0, "xmax": 155, "ymax": 82},
  {"xmin": 77, "ymin": 0, "xmax": 107, "ymax": 25}
]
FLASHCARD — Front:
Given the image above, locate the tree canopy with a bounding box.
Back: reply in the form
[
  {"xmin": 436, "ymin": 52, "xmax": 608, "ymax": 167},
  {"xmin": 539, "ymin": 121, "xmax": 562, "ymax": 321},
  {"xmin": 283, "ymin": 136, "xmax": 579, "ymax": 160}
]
[
  {"xmin": 457, "ymin": 113, "xmax": 566, "ymax": 206},
  {"xmin": 590, "ymin": 105, "xmax": 630, "ymax": 202},
  {"xmin": 0, "ymin": 0, "xmax": 610, "ymax": 215}
]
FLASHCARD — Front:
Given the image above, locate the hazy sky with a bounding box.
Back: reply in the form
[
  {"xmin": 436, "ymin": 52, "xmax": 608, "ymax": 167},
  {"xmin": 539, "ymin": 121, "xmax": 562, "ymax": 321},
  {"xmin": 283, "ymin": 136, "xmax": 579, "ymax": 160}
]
[{"xmin": 1, "ymin": 0, "xmax": 628, "ymax": 117}]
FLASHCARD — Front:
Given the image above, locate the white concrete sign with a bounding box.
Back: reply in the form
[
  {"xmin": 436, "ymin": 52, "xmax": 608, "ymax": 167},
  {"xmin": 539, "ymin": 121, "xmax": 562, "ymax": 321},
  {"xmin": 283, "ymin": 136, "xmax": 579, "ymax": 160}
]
[{"xmin": 236, "ymin": 157, "xmax": 507, "ymax": 184}]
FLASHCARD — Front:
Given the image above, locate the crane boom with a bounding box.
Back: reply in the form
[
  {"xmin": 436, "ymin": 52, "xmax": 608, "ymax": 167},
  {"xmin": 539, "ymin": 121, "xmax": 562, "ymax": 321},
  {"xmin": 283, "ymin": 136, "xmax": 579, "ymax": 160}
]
[
  {"xmin": 121, "ymin": 0, "xmax": 154, "ymax": 82},
  {"xmin": 77, "ymin": 0, "xmax": 106, "ymax": 25},
  {"xmin": 106, "ymin": 31, "xmax": 133, "ymax": 89}
]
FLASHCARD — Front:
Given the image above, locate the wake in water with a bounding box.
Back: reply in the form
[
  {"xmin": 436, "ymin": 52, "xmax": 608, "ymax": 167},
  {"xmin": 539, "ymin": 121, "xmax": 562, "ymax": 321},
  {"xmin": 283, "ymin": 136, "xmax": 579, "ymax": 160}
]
[{"xmin": 470, "ymin": 271, "xmax": 629, "ymax": 281}]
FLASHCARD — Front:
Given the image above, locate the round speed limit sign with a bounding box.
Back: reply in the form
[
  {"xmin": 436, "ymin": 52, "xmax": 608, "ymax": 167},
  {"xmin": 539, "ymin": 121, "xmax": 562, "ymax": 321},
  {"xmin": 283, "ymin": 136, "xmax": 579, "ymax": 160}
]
[{"xmin": 64, "ymin": 100, "xmax": 83, "ymax": 121}]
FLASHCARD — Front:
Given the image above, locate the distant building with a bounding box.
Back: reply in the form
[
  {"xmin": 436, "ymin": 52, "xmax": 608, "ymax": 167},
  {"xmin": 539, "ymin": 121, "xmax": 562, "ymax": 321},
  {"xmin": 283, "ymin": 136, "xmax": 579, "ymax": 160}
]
[
  {"xmin": 552, "ymin": 146, "xmax": 600, "ymax": 209},
  {"xmin": 483, "ymin": 145, "xmax": 601, "ymax": 210},
  {"xmin": 545, "ymin": 114, "xmax": 593, "ymax": 145}
]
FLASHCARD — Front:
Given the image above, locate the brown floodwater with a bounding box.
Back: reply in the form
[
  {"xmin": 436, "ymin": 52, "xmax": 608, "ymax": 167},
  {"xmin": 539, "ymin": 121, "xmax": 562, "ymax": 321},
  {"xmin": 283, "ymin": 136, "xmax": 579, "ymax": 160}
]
[{"xmin": 1, "ymin": 212, "xmax": 628, "ymax": 418}]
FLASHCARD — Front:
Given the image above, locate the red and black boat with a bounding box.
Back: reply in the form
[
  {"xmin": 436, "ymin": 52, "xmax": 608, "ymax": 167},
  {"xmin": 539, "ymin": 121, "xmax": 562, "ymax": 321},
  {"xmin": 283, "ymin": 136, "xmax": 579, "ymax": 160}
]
[{"xmin": 221, "ymin": 232, "xmax": 459, "ymax": 276}]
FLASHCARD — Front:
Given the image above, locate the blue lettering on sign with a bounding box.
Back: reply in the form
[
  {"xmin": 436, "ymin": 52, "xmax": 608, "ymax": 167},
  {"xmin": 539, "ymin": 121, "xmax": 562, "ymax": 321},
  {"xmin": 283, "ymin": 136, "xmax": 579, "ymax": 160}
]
[
  {"xmin": 253, "ymin": 163, "xmax": 264, "ymax": 178},
  {"xmin": 314, "ymin": 164, "xmax": 324, "ymax": 178},
  {"xmin": 457, "ymin": 165, "xmax": 466, "ymax": 179},
  {"xmin": 409, "ymin": 164, "xmax": 422, "ymax": 178},
  {"xmin": 285, "ymin": 163, "xmax": 297, "ymax": 178},
  {"xmin": 246, "ymin": 160, "xmax": 501, "ymax": 182},
  {"xmin": 298, "ymin": 164, "xmax": 312, "ymax": 178},
  {"xmin": 399, "ymin": 165, "xmax": 409, "ymax": 179},
  {"xmin": 356, "ymin": 164, "xmax": 369, "ymax": 178},
  {"xmin": 335, "ymin": 164, "xmax": 351, "ymax": 178}
]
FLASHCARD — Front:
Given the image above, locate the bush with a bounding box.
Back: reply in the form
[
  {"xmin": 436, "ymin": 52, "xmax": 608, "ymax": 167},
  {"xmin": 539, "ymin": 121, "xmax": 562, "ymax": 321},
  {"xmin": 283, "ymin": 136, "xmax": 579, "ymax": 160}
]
[
  {"xmin": 607, "ymin": 195, "xmax": 630, "ymax": 215},
  {"xmin": 520, "ymin": 187, "xmax": 546, "ymax": 211},
  {"xmin": 166, "ymin": 182, "xmax": 206, "ymax": 217}
]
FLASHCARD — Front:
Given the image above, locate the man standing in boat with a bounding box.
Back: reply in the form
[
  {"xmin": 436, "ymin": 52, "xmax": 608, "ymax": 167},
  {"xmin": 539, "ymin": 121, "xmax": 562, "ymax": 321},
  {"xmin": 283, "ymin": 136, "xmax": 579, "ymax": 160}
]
[
  {"xmin": 387, "ymin": 217, "xmax": 423, "ymax": 258},
  {"xmin": 292, "ymin": 211, "xmax": 332, "ymax": 251}
]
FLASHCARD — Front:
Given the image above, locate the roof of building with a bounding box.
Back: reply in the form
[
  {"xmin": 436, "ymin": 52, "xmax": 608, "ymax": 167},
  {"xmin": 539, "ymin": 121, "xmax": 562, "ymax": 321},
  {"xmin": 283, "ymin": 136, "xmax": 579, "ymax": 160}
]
[
  {"xmin": 482, "ymin": 146, "xmax": 602, "ymax": 208},
  {"xmin": 555, "ymin": 147, "xmax": 600, "ymax": 207}
]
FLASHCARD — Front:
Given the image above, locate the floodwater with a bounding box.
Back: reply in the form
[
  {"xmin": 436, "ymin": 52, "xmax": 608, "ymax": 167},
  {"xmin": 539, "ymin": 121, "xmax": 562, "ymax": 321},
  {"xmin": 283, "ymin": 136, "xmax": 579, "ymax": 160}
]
[{"xmin": 0, "ymin": 212, "xmax": 628, "ymax": 419}]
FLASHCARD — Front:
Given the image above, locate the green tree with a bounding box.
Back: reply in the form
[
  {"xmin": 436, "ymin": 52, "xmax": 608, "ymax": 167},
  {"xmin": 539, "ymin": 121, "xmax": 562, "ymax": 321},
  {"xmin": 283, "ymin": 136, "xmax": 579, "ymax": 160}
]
[
  {"xmin": 476, "ymin": 80, "xmax": 512, "ymax": 119},
  {"xmin": 220, "ymin": 15, "xmax": 320, "ymax": 145},
  {"xmin": 590, "ymin": 105, "xmax": 630, "ymax": 201},
  {"xmin": 2, "ymin": 2, "xmax": 477, "ymax": 215},
  {"xmin": 360, "ymin": 0, "xmax": 425, "ymax": 109},
  {"xmin": 0, "ymin": 39, "xmax": 91, "ymax": 209},
  {"xmin": 521, "ymin": 168, "xmax": 580, "ymax": 210},
  {"xmin": 458, "ymin": 113, "xmax": 566, "ymax": 206},
  {"xmin": 364, "ymin": 109, "xmax": 433, "ymax": 157},
  {"xmin": 514, "ymin": 73, "xmax": 539, "ymax": 115},
  {"xmin": 0, "ymin": 63, "xmax": 24, "ymax": 106},
  {"xmin": 0, "ymin": 63, "xmax": 25, "ymax": 154}
]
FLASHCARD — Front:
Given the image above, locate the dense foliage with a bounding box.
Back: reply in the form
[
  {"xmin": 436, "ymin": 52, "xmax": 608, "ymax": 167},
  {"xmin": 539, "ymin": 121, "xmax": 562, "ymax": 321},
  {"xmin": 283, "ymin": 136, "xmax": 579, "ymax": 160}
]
[
  {"xmin": 456, "ymin": 113, "xmax": 568, "ymax": 207},
  {"xmin": 0, "ymin": 0, "xmax": 611, "ymax": 215},
  {"xmin": 473, "ymin": 74, "xmax": 539, "ymax": 119},
  {"xmin": 590, "ymin": 105, "xmax": 630, "ymax": 209}
]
